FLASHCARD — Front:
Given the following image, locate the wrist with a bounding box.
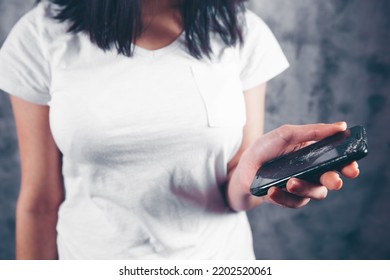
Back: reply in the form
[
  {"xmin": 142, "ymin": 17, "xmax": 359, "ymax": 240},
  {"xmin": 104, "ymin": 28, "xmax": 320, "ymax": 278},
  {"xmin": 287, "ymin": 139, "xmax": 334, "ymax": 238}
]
[{"xmin": 226, "ymin": 166, "xmax": 265, "ymax": 212}]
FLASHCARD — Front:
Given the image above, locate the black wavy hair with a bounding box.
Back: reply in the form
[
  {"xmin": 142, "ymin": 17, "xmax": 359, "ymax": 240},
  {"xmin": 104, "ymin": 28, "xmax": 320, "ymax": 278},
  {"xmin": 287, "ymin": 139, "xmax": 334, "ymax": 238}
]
[{"xmin": 36, "ymin": 0, "xmax": 247, "ymax": 58}]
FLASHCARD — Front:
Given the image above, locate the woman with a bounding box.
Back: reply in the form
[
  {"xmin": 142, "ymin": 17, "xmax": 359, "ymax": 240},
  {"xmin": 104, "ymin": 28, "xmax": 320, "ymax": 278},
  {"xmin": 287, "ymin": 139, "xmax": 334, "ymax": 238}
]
[{"xmin": 0, "ymin": 0, "xmax": 359, "ymax": 259}]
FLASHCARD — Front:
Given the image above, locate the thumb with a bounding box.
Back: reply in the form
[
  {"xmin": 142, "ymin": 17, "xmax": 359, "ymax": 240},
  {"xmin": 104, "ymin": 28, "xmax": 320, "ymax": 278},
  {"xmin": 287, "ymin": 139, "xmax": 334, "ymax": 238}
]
[{"xmin": 244, "ymin": 122, "xmax": 347, "ymax": 168}]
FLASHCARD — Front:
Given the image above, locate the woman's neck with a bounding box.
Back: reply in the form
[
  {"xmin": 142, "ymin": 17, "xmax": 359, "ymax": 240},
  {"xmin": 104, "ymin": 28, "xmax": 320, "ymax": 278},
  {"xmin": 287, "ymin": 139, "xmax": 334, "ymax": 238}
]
[
  {"xmin": 142, "ymin": 0, "xmax": 182, "ymax": 14},
  {"xmin": 136, "ymin": 0, "xmax": 183, "ymax": 50}
]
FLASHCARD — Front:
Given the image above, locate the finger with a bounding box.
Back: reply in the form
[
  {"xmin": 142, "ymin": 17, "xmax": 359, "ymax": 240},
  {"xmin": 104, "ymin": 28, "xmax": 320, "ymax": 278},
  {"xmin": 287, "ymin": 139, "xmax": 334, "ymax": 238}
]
[
  {"xmin": 286, "ymin": 178, "xmax": 328, "ymax": 200},
  {"xmin": 267, "ymin": 187, "xmax": 311, "ymax": 208},
  {"xmin": 248, "ymin": 122, "xmax": 347, "ymax": 166},
  {"xmin": 340, "ymin": 161, "xmax": 360, "ymax": 178},
  {"xmin": 320, "ymin": 171, "xmax": 343, "ymax": 191}
]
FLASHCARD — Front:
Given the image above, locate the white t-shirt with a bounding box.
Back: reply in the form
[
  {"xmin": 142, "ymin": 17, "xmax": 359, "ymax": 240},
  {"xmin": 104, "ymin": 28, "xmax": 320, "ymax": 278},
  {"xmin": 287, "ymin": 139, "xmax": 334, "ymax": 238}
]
[{"xmin": 0, "ymin": 2, "xmax": 289, "ymax": 259}]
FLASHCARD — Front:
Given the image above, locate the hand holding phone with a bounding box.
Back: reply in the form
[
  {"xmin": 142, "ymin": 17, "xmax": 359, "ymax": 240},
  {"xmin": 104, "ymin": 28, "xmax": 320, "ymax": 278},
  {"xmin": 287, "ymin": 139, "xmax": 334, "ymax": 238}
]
[{"xmin": 250, "ymin": 125, "xmax": 368, "ymax": 197}]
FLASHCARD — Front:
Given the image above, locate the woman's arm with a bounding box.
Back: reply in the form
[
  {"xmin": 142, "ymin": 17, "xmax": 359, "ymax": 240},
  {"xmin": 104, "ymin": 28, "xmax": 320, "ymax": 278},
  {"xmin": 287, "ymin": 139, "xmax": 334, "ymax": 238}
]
[
  {"xmin": 225, "ymin": 83, "xmax": 267, "ymax": 209},
  {"xmin": 227, "ymin": 83, "xmax": 267, "ymax": 177},
  {"xmin": 10, "ymin": 96, "xmax": 64, "ymax": 259}
]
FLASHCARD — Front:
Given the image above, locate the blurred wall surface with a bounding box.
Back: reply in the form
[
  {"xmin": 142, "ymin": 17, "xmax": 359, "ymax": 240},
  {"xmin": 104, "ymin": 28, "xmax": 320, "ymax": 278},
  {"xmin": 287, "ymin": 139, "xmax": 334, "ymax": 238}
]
[{"xmin": 0, "ymin": 0, "xmax": 389, "ymax": 259}]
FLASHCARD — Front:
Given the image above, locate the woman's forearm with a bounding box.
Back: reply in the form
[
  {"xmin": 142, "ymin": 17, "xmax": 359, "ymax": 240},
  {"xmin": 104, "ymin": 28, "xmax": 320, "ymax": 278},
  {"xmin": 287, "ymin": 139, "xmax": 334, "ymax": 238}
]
[{"xmin": 16, "ymin": 204, "xmax": 60, "ymax": 260}]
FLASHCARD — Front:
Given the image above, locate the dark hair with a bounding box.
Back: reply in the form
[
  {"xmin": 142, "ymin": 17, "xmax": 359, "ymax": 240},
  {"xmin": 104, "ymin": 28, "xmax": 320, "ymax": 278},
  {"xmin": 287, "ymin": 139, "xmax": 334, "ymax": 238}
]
[{"xmin": 37, "ymin": 0, "xmax": 247, "ymax": 58}]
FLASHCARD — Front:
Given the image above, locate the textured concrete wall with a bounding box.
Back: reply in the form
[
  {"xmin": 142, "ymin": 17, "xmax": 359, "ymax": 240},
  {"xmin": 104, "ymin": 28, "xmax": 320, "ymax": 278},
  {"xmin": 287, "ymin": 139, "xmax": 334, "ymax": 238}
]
[
  {"xmin": 0, "ymin": 0, "xmax": 389, "ymax": 259},
  {"xmin": 0, "ymin": 0, "xmax": 31, "ymax": 260},
  {"xmin": 247, "ymin": 0, "xmax": 390, "ymax": 260}
]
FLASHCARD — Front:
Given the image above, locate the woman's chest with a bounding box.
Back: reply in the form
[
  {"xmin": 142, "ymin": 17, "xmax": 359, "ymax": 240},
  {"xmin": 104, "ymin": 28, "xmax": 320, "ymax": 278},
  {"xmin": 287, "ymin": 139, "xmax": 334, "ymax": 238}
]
[{"xmin": 48, "ymin": 54, "xmax": 246, "ymax": 164}]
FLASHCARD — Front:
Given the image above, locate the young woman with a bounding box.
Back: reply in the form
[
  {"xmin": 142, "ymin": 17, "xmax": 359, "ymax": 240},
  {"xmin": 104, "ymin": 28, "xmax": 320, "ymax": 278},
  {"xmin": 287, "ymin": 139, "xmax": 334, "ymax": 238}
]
[{"xmin": 0, "ymin": 0, "xmax": 359, "ymax": 259}]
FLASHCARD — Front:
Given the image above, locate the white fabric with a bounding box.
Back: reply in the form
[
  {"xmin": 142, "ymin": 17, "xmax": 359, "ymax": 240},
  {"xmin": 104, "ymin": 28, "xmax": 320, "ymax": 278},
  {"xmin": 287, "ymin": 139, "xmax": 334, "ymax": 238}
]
[{"xmin": 0, "ymin": 2, "xmax": 289, "ymax": 259}]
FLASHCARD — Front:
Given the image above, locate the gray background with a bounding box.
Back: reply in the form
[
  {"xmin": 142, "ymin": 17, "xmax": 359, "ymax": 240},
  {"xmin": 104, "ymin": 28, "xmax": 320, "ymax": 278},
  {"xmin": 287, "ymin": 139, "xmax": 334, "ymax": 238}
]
[{"xmin": 0, "ymin": 0, "xmax": 389, "ymax": 259}]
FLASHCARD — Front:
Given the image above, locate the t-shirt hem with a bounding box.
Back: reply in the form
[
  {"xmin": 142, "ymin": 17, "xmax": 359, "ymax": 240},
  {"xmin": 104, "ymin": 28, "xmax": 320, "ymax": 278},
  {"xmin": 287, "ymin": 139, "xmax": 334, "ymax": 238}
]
[
  {"xmin": 242, "ymin": 62, "xmax": 289, "ymax": 92},
  {"xmin": 0, "ymin": 76, "xmax": 50, "ymax": 105}
]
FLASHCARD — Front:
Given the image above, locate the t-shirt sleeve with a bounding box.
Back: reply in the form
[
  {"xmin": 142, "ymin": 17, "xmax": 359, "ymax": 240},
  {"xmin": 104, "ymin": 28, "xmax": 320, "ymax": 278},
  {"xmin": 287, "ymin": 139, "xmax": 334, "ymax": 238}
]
[
  {"xmin": 239, "ymin": 10, "xmax": 289, "ymax": 91},
  {"xmin": 0, "ymin": 6, "xmax": 51, "ymax": 105}
]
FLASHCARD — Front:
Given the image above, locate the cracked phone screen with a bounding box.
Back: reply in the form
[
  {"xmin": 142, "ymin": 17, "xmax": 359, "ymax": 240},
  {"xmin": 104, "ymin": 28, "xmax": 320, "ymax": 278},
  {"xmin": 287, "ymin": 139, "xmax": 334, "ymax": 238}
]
[
  {"xmin": 250, "ymin": 126, "xmax": 367, "ymax": 196},
  {"xmin": 255, "ymin": 129, "xmax": 358, "ymax": 183}
]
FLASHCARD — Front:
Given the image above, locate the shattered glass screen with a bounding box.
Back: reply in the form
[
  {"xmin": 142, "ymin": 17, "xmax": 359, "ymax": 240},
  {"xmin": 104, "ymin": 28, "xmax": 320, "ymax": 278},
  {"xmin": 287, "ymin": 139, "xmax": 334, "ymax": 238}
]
[{"xmin": 253, "ymin": 127, "xmax": 364, "ymax": 186}]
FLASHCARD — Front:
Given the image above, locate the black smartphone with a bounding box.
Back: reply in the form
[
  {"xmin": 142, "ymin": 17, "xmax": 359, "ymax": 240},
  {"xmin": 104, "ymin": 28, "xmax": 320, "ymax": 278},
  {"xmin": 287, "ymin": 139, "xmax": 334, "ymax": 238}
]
[{"xmin": 250, "ymin": 125, "xmax": 368, "ymax": 197}]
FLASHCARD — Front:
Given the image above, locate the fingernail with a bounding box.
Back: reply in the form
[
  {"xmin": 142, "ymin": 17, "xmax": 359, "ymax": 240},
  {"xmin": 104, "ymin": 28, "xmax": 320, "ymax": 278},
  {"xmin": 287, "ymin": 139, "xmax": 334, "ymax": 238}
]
[
  {"xmin": 335, "ymin": 178, "xmax": 343, "ymax": 190},
  {"xmin": 334, "ymin": 121, "xmax": 347, "ymax": 128},
  {"xmin": 289, "ymin": 179, "xmax": 298, "ymax": 192}
]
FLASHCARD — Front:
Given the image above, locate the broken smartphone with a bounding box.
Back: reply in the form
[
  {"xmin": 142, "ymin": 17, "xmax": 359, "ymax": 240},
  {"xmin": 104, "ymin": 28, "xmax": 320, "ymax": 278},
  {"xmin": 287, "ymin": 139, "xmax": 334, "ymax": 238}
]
[{"xmin": 250, "ymin": 125, "xmax": 368, "ymax": 197}]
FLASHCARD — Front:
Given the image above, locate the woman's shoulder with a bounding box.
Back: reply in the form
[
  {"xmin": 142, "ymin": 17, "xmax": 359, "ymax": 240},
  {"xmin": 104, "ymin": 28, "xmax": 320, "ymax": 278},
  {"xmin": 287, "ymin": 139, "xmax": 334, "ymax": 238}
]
[
  {"xmin": 12, "ymin": 1, "xmax": 67, "ymax": 42},
  {"xmin": 242, "ymin": 9, "xmax": 275, "ymax": 38}
]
